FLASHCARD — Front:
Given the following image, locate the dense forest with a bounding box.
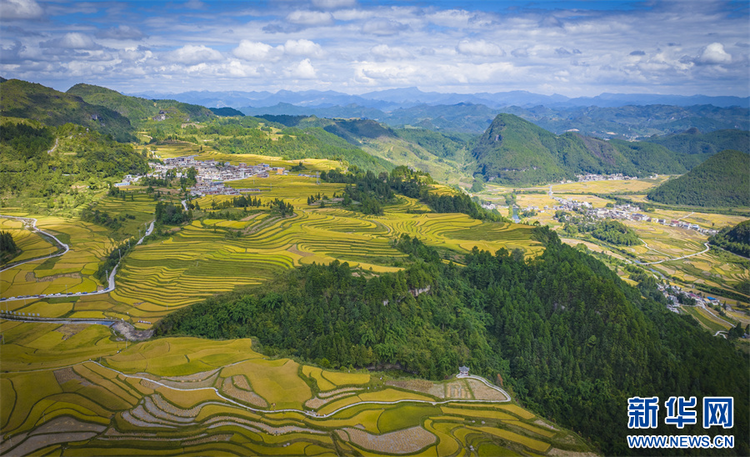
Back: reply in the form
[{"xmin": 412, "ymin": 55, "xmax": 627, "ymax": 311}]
[
  {"xmin": 709, "ymin": 220, "xmax": 750, "ymax": 257},
  {"xmin": 157, "ymin": 228, "xmax": 749, "ymax": 455},
  {"xmin": 0, "ymin": 122, "xmax": 148, "ymax": 202},
  {"xmin": 647, "ymin": 149, "xmax": 750, "ymax": 207},
  {"xmin": 321, "ymin": 166, "xmax": 505, "ymax": 221}
]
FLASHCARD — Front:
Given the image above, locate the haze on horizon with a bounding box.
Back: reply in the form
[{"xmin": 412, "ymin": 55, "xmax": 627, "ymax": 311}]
[{"xmin": 0, "ymin": 0, "xmax": 748, "ymax": 98}]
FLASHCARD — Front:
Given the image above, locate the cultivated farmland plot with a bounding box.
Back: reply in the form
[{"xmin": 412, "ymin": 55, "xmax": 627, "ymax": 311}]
[{"xmin": 0, "ymin": 325, "xmax": 591, "ymax": 456}]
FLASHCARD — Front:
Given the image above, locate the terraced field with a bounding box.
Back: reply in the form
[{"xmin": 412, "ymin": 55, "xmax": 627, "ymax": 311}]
[
  {"xmin": 0, "ymin": 324, "xmax": 592, "ymax": 456},
  {"xmin": 0, "ymin": 218, "xmax": 58, "ymax": 265},
  {"xmin": 0, "ymin": 214, "xmax": 116, "ymax": 300}
]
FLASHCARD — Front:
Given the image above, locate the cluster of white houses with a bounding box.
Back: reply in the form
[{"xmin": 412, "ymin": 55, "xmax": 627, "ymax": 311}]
[
  {"xmin": 146, "ymin": 155, "xmax": 287, "ymax": 197},
  {"xmin": 575, "ymin": 173, "xmax": 638, "ymax": 182},
  {"xmin": 590, "ymin": 204, "xmax": 718, "ymax": 235}
]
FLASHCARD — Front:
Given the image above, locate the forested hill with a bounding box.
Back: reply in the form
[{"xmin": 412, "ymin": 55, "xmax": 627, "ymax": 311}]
[
  {"xmin": 470, "ymin": 113, "xmax": 688, "ymax": 185},
  {"xmin": 643, "ymin": 128, "xmax": 750, "ymax": 169},
  {"xmin": 67, "ymin": 83, "xmax": 215, "ymax": 126},
  {"xmin": 647, "ymin": 149, "xmax": 750, "ymax": 207},
  {"xmin": 157, "ymin": 229, "xmax": 749, "ymax": 456},
  {"xmin": 709, "ymin": 219, "xmax": 750, "ymax": 257},
  {"xmin": 0, "ymin": 79, "xmax": 135, "ymax": 142}
]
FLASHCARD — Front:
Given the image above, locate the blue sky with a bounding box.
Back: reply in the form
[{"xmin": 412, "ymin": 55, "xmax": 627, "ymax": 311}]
[{"xmin": 1, "ymin": 0, "xmax": 748, "ymax": 96}]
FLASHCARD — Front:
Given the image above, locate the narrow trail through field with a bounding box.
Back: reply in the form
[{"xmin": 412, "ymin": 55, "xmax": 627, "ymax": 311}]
[{"xmin": 67, "ymin": 361, "xmax": 513, "ymax": 418}]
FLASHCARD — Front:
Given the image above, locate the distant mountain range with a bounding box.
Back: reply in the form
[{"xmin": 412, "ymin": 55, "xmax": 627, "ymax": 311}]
[
  {"xmin": 129, "ymin": 87, "xmax": 749, "ymax": 110},
  {"xmin": 127, "ymin": 88, "xmax": 749, "ymax": 137}
]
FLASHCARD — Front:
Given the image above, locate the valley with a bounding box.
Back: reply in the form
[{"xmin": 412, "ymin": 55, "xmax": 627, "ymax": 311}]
[{"xmin": 1, "ymin": 76, "xmax": 748, "ymax": 457}]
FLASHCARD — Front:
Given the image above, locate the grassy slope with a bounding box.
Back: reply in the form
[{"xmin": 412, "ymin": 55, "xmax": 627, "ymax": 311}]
[{"xmin": 0, "ymin": 79, "xmax": 134, "ymax": 141}]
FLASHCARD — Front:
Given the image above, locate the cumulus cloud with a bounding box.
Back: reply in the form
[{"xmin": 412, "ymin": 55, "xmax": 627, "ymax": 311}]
[
  {"xmin": 95, "ymin": 25, "xmax": 146, "ymax": 40},
  {"xmin": 233, "ymin": 40, "xmax": 281, "ymax": 61},
  {"xmin": 0, "ymin": 0, "xmax": 43, "ymax": 19},
  {"xmin": 361, "ymin": 18, "xmax": 409, "ymax": 36},
  {"xmin": 312, "ymin": 0, "xmax": 356, "ymax": 9},
  {"xmin": 286, "ymin": 59, "xmax": 317, "ymax": 79},
  {"xmin": 696, "ymin": 42, "xmax": 731, "ymax": 65},
  {"xmin": 41, "ymin": 33, "xmax": 101, "ymax": 50},
  {"xmin": 456, "ymin": 39, "xmax": 504, "ymax": 57},
  {"xmin": 370, "ymin": 44, "xmax": 412, "ymax": 60},
  {"xmin": 166, "ymin": 45, "xmax": 223, "ymax": 65},
  {"xmin": 283, "ymin": 39, "xmax": 323, "ymax": 57},
  {"xmin": 286, "ymin": 10, "xmax": 333, "ymax": 26}
]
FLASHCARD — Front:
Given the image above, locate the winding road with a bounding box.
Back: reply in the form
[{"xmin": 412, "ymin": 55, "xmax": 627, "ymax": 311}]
[
  {"xmin": 635, "ymin": 241, "xmax": 711, "ymax": 266},
  {"xmin": 0, "ymin": 215, "xmax": 70, "ymax": 273},
  {"xmin": 0, "ymin": 217, "xmax": 154, "ymax": 303}
]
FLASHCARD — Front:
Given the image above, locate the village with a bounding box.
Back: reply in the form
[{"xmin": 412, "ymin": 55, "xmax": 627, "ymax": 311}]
[{"xmin": 116, "ymin": 155, "xmax": 321, "ymax": 198}]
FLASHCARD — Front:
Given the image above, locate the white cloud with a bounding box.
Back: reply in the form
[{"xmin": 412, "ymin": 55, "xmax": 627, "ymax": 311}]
[
  {"xmin": 286, "ymin": 10, "xmax": 334, "ymax": 26},
  {"xmin": 456, "ymin": 39, "xmax": 504, "ymax": 57},
  {"xmin": 283, "ymin": 39, "xmax": 323, "ymax": 57},
  {"xmin": 0, "ymin": 0, "xmax": 43, "ymax": 19},
  {"xmin": 312, "ymin": 0, "xmax": 356, "ymax": 9},
  {"xmin": 357, "ymin": 62, "xmax": 418, "ymax": 81},
  {"xmin": 332, "ymin": 8, "xmax": 372, "ymax": 21},
  {"xmin": 426, "ymin": 9, "xmax": 477, "ymax": 28},
  {"xmin": 361, "ymin": 18, "xmax": 409, "ymax": 36},
  {"xmin": 41, "ymin": 33, "xmax": 100, "ymax": 50},
  {"xmin": 696, "ymin": 42, "xmax": 731, "ymax": 65},
  {"xmin": 166, "ymin": 45, "xmax": 222, "ymax": 65},
  {"xmin": 286, "ymin": 59, "xmax": 317, "ymax": 79},
  {"xmin": 370, "ymin": 44, "xmax": 412, "ymax": 60},
  {"xmin": 233, "ymin": 40, "xmax": 281, "ymax": 61}
]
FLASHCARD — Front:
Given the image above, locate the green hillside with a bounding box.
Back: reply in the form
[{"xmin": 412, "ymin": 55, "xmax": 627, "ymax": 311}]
[
  {"xmin": 0, "ymin": 120, "xmax": 147, "ymax": 209},
  {"xmin": 67, "ymin": 83, "xmax": 215, "ymax": 126},
  {"xmin": 647, "ymin": 149, "xmax": 750, "ymax": 207},
  {"xmin": 158, "ymin": 229, "xmax": 749, "ymax": 455},
  {"xmin": 249, "ymin": 115, "xmax": 472, "ymax": 180},
  {"xmin": 644, "ymin": 128, "xmax": 750, "ymax": 163},
  {"xmin": 209, "ymin": 107, "xmax": 244, "ymax": 117},
  {"xmin": 471, "ymin": 114, "xmax": 697, "ymax": 185},
  {"xmin": 709, "ymin": 219, "xmax": 750, "ymax": 258},
  {"xmin": 0, "ymin": 79, "xmax": 135, "ymax": 141}
]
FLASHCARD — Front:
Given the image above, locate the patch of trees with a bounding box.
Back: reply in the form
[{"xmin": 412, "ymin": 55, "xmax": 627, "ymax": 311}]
[
  {"xmin": 157, "ymin": 227, "xmax": 749, "ymax": 455},
  {"xmin": 591, "ymin": 220, "xmax": 641, "ymax": 246},
  {"xmin": 269, "ymin": 198, "xmax": 294, "ymax": 217},
  {"xmin": 208, "ymin": 196, "xmax": 262, "ymax": 210},
  {"xmin": 709, "ymin": 220, "xmax": 750, "ymax": 258},
  {"xmin": 0, "ymin": 231, "xmax": 18, "ymax": 255},
  {"xmin": 0, "ymin": 122, "xmax": 54, "ymax": 160},
  {"xmin": 321, "ymin": 166, "xmax": 505, "ymax": 221},
  {"xmin": 80, "ymin": 208, "xmax": 134, "ymax": 230},
  {"xmin": 155, "ymin": 202, "xmax": 191, "ymax": 225}
]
